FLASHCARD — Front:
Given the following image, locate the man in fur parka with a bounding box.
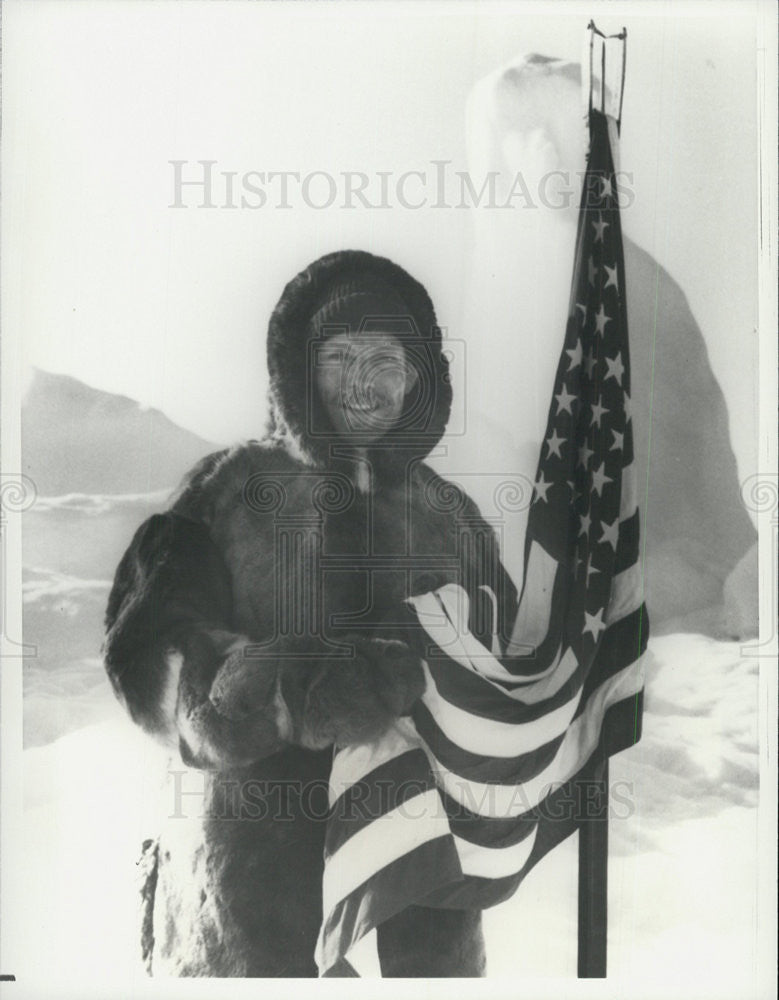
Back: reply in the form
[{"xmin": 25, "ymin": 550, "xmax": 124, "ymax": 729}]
[{"xmin": 103, "ymin": 250, "xmax": 517, "ymax": 977}]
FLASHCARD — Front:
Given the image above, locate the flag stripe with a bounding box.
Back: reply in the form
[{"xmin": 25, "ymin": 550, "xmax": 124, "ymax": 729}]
[
  {"xmin": 443, "ymin": 798, "xmax": 539, "ymax": 848},
  {"xmin": 619, "ymin": 427, "xmax": 635, "ymax": 466},
  {"xmin": 613, "ymin": 507, "xmax": 641, "ymax": 574},
  {"xmin": 415, "ymin": 868, "xmax": 525, "ymax": 911},
  {"xmin": 410, "ymin": 589, "xmax": 522, "ymax": 682},
  {"xmin": 424, "ymin": 644, "xmax": 581, "ymax": 714},
  {"xmin": 511, "ymin": 648, "xmax": 580, "ymax": 703},
  {"xmin": 414, "ymin": 583, "xmax": 567, "ymax": 684},
  {"xmin": 325, "ymin": 748, "xmax": 438, "ymax": 860},
  {"xmin": 326, "ymin": 717, "xmax": 425, "ymax": 809},
  {"xmin": 454, "ymin": 824, "xmax": 539, "ymax": 878},
  {"xmin": 568, "ymin": 596, "xmax": 645, "ymax": 680},
  {"xmin": 344, "ymin": 929, "xmax": 381, "ymax": 979},
  {"xmin": 427, "ymin": 656, "xmax": 645, "ymax": 819},
  {"xmin": 436, "ymin": 685, "xmax": 642, "ymax": 851},
  {"xmin": 575, "ymin": 604, "xmax": 648, "ymax": 704},
  {"xmin": 315, "ymin": 834, "xmax": 464, "ymax": 974},
  {"xmin": 421, "ymin": 615, "xmax": 645, "ymax": 775},
  {"xmin": 619, "ymin": 460, "xmax": 638, "ymax": 519},
  {"xmin": 420, "ymin": 661, "xmax": 583, "ymax": 757},
  {"xmin": 506, "ymin": 547, "xmax": 572, "ymax": 669},
  {"xmin": 507, "ymin": 539, "xmax": 559, "ymax": 649},
  {"xmin": 421, "ymin": 688, "xmax": 644, "ymax": 914},
  {"xmin": 322, "ymin": 788, "xmax": 453, "ymax": 916},
  {"xmin": 605, "ymin": 561, "xmax": 645, "ymax": 625},
  {"xmin": 412, "ymin": 700, "xmax": 564, "ymax": 784}
]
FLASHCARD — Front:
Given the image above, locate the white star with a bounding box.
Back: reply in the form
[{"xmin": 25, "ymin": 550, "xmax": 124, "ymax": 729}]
[
  {"xmin": 576, "ymin": 303, "xmax": 588, "ymax": 325},
  {"xmin": 599, "ymin": 516, "xmax": 620, "ymax": 551},
  {"xmin": 586, "ymin": 553, "xmax": 600, "ymax": 581},
  {"xmin": 600, "ymin": 175, "xmax": 613, "ymax": 199},
  {"xmin": 533, "ymin": 472, "xmax": 552, "ymax": 503},
  {"xmin": 583, "ymin": 607, "xmax": 607, "ymax": 641},
  {"xmin": 555, "ymin": 385, "xmax": 577, "ymax": 415},
  {"xmin": 565, "ymin": 340, "xmax": 583, "ymax": 371},
  {"xmin": 591, "ymin": 462, "xmax": 613, "ymax": 497},
  {"xmin": 578, "ymin": 511, "xmax": 591, "ymax": 537},
  {"xmin": 587, "ymin": 255, "xmax": 598, "ymax": 286},
  {"xmin": 624, "ymin": 392, "xmax": 633, "ymax": 423},
  {"xmin": 592, "ymin": 213, "xmax": 609, "ymax": 243},
  {"xmin": 583, "ymin": 347, "xmax": 597, "ymax": 378},
  {"xmin": 590, "ymin": 398, "xmax": 609, "ymax": 428},
  {"xmin": 604, "ymin": 264, "xmax": 619, "ymax": 291},
  {"xmin": 594, "ymin": 302, "xmax": 611, "ymax": 336},
  {"xmin": 573, "ymin": 551, "xmax": 583, "ymax": 577},
  {"xmin": 604, "ymin": 352, "xmax": 625, "ymax": 386},
  {"xmin": 546, "ymin": 428, "xmax": 566, "ymax": 458},
  {"xmin": 578, "ymin": 440, "xmax": 594, "ymax": 468},
  {"xmin": 610, "ymin": 429, "xmax": 624, "ymax": 451}
]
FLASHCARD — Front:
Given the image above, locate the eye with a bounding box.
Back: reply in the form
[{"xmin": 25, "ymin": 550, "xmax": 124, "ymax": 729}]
[{"xmin": 318, "ymin": 345, "xmax": 346, "ymax": 366}]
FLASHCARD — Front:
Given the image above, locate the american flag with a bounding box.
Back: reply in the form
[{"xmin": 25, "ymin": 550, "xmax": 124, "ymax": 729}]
[{"xmin": 315, "ymin": 107, "xmax": 648, "ymax": 976}]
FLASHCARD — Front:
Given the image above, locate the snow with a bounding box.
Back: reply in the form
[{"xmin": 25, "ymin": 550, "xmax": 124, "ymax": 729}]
[
  {"xmin": 8, "ymin": 633, "xmax": 763, "ymax": 996},
  {"xmin": 30, "ymin": 490, "xmax": 172, "ymax": 515},
  {"xmin": 484, "ymin": 635, "xmax": 761, "ymax": 994},
  {"xmin": 23, "ymin": 569, "xmax": 112, "ymax": 604}
]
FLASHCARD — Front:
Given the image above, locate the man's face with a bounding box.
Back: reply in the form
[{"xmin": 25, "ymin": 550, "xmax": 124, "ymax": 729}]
[{"xmin": 314, "ymin": 332, "xmax": 418, "ymax": 443}]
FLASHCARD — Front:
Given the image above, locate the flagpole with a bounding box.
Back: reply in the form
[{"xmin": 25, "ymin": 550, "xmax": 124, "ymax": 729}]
[
  {"xmin": 577, "ymin": 757, "xmax": 609, "ymax": 977},
  {"xmin": 576, "ymin": 21, "xmax": 627, "ymax": 980},
  {"xmin": 618, "ymin": 29, "xmax": 627, "ymax": 133},
  {"xmin": 585, "ymin": 20, "xmax": 628, "ymax": 124}
]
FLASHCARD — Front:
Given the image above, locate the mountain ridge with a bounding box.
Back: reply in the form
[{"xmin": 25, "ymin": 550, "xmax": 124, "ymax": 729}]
[{"xmin": 22, "ymin": 368, "xmax": 222, "ymax": 496}]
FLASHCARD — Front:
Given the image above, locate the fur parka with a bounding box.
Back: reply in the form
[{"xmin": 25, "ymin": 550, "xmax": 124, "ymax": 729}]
[{"xmin": 103, "ymin": 250, "xmax": 517, "ymax": 976}]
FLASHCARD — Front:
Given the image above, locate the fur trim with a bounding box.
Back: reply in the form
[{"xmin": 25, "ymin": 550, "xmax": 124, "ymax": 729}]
[{"xmin": 266, "ymin": 250, "xmax": 453, "ymax": 476}]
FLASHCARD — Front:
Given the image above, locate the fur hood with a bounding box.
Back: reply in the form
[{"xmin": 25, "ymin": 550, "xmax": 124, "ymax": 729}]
[{"xmin": 265, "ymin": 250, "xmax": 453, "ymax": 478}]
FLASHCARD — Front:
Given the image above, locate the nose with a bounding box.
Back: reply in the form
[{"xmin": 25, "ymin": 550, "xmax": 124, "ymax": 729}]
[{"xmin": 348, "ymin": 348, "xmax": 405, "ymax": 399}]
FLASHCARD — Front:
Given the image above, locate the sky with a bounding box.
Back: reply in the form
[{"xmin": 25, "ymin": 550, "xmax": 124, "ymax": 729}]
[{"xmin": 1, "ymin": 0, "xmax": 763, "ymax": 481}]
